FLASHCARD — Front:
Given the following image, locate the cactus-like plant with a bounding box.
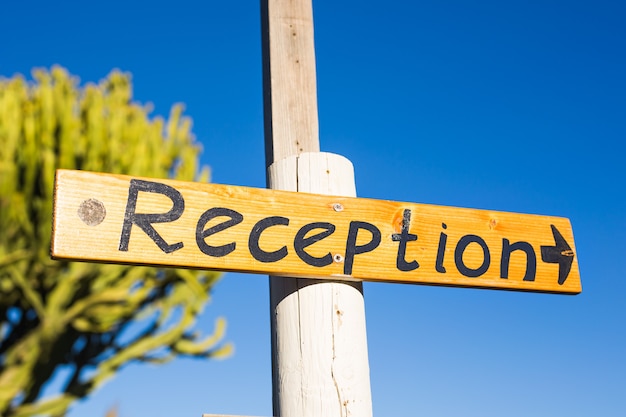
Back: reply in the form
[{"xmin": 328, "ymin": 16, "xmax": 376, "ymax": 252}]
[{"xmin": 0, "ymin": 66, "xmax": 231, "ymax": 417}]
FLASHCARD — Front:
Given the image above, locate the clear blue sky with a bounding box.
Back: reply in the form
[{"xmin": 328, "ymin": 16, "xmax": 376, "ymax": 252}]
[{"xmin": 2, "ymin": 0, "xmax": 625, "ymax": 416}]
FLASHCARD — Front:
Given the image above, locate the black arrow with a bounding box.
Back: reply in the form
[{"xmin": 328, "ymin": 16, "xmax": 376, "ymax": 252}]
[{"xmin": 541, "ymin": 225, "xmax": 575, "ymax": 285}]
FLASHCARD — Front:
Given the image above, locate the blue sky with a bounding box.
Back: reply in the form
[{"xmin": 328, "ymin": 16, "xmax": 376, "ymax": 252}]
[{"xmin": 2, "ymin": 0, "xmax": 625, "ymax": 416}]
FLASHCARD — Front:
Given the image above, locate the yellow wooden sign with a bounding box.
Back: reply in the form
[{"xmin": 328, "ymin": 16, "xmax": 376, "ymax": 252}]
[{"xmin": 51, "ymin": 169, "xmax": 581, "ymax": 294}]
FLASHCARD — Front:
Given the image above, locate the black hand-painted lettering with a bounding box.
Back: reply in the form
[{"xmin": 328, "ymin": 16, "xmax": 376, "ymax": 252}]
[
  {"xmin": 249, "ymin": 216, "xmax": 289, "ymax": 263},
  {"xmin": 391, "ymin": 209, "xmax": 418, "ymax": 271},
  {"xmin": 454, "ymin": 234, "xmax": 490, "ymax": 277},
  {"xmin": 344, "ymin": 221, "xmax": 381, "ymax": 275},
  {"xmin": 196, "ymin": 207, "xmax": 244, "ymax": 257},
  {"xmin": 119, "ymin": 179, "xmax": 184, "ymax": 254},
  {"xmin": 294, "ymin": 222, "xmax": 336, "ymax": 267},
  {"xmin": 501, "ymin": 239, "xmax": 536, "ymax": 281},
  {"xmin": 435, "ymin": 223, "xmax": 448, "ymax": 273},
  {"xmin": 541, "ymin": 225, "xmax": 575, "ymax": 285}
]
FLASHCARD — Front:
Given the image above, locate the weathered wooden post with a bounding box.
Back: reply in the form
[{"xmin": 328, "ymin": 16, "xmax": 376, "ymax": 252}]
[{"xmin": 261, "ymin": 0, "xmax": 373, "ymax": 416}]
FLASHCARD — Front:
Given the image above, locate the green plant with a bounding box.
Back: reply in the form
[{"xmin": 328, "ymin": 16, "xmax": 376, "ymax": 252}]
[{"xmin": 0, "ymin": 66, "xmax": 231, "ymax": 417}]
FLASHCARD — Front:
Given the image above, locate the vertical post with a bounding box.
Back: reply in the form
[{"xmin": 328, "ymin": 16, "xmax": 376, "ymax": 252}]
[
  {"xmin": 261, "ymin": 1, "xmax": 373, "ymax": 417},
  {"xmin": 261, "ymin": 0, "xmax": 320, "ymax": 168}
]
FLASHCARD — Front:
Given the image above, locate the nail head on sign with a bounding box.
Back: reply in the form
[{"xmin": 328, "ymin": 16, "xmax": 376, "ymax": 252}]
[{"xmin": 78, "ymin": 199, "xmax": 106, "ymax": 226}]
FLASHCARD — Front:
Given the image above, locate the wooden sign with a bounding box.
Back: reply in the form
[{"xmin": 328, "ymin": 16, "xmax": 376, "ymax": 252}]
[{"xmin": 51, "ymin": 169, "xmax": 581, "ymax": 294}]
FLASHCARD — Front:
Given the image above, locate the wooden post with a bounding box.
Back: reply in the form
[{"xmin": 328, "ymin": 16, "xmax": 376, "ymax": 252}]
[
  {"xmin": 267, "ymin": 154, "xmax": 372, "ymax": 417},
  {"xmin": 261, "ymin": 1, "xmax": 373, "ymax": 416},
  {"xmin": 261, "ymin": 0, "xmax": 319, "ymax": 167}
]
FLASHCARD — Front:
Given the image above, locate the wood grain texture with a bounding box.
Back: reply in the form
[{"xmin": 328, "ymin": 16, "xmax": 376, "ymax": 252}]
[
  {"xmin": 261, "ymin": 0, "xmax": 320, "ymax": 169},
  {"xmin": 52, "ymin": 168, "xmax": 581, "ymax": 294}
]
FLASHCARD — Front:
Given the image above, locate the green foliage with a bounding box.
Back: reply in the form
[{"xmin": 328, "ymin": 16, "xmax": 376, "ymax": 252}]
[{"xmin": 0, "ymin": 66, "xmax": 231, "ymax": 417}]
